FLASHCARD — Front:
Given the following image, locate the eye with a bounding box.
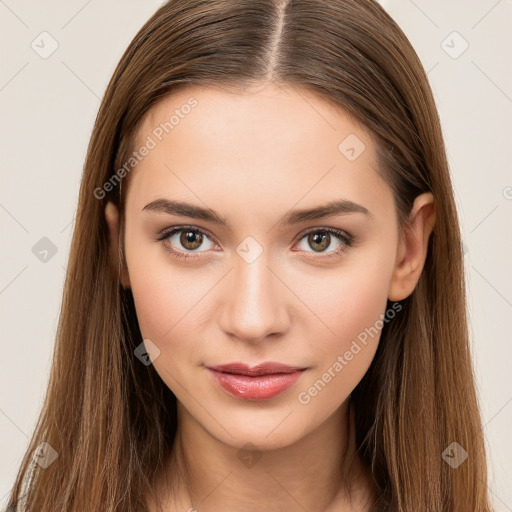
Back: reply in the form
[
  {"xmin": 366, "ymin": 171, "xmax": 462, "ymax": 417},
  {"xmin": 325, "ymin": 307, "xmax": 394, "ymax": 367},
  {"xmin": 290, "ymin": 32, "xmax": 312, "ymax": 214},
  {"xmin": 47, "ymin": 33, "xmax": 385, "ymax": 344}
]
[
  {"xmin": 155, "ymin": 225, "xmax": 354, "ymax": 261},
  {"xmin": 294, "ymin": 228, "xmax": 353, "ymax": 257},
  {"xmin": 156, "ymin": 226, "xmax": 217, "ymax": 259}
]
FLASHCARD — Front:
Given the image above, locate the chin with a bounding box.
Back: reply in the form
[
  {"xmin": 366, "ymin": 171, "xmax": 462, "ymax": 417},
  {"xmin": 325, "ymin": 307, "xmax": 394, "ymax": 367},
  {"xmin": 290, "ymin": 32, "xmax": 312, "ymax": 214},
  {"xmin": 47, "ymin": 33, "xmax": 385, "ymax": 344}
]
[{"xmin": 201, "ymin": 407, "xmax": 314, "ymax": 451}]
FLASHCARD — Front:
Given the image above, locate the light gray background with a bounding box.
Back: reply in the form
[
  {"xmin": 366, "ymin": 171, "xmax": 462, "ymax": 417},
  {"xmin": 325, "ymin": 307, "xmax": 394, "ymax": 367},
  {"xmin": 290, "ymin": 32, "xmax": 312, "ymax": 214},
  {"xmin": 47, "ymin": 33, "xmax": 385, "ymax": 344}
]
[{"xmin": 1, "ymin": 0, "xmax": 511, "ymax": 509}]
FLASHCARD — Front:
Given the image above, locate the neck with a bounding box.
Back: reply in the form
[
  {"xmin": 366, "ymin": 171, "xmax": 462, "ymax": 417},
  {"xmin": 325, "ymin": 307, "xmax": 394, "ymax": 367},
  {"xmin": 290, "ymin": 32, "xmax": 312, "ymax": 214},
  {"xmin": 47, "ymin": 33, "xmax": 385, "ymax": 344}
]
[{"xmin": 151, "ymin": 399, "xmax": 374, "ymax": 512}]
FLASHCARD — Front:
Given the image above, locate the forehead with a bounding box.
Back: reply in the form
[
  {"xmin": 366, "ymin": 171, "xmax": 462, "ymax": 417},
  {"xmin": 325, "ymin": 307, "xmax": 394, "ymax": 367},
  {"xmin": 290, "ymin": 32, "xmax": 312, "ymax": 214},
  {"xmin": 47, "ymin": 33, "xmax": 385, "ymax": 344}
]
[
  {"xmin": 137, "ymin": 82, "xmax": 373, "ymax": 156},
  {"xmin": 125, "ymin": 83, "xmax": 391, "ymax": 220}
]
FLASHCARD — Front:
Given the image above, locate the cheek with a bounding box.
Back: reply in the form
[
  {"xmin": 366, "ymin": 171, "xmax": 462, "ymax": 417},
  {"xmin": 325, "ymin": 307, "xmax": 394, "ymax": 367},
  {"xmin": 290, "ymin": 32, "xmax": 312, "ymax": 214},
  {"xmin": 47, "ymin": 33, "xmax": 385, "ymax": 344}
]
[
  {"xmin": 127, "ymin": 263, "xmax": 210, "ymax": 393},
  {"xmin": 293, "ymin": 247, "xmax": 396, "ymax": 406},
  {"xmin": 300, "ymin": 254, "xmax": 394, "ymax": 356},
  {"xmin": 125, "ymin": 233, "xmax": 217, "ymax": 379},
  {"xmin": 124, "ymin": 220, "xmax": 198, "ymax": 339},
  {"xmin": 128, "ymin": 263, "xmax": 207, "ymax": 348},
  {"xmin": 335, "ymin": 264, "xmax": 391, "ymax": 342}
]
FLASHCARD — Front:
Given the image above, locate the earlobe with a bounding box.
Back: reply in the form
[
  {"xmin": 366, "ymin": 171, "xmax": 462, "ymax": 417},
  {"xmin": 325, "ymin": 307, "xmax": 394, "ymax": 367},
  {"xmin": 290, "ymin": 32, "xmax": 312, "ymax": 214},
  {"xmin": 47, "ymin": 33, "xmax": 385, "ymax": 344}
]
[
  {"xmin": 105, "ymin": 201, "xmax": 131, "ymax": 289},
  {"xmin": 388, "ymin": 192, "xmax": 436, "ymax": 301}
]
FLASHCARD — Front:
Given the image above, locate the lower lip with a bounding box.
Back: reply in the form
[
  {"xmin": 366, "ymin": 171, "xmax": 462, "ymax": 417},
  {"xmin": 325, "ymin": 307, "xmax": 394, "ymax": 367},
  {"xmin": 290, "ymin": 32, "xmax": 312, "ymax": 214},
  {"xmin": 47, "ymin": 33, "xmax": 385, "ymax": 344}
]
[{"xmin": 207, "ymin": 368, "xmax": 305, "ymax": 401}]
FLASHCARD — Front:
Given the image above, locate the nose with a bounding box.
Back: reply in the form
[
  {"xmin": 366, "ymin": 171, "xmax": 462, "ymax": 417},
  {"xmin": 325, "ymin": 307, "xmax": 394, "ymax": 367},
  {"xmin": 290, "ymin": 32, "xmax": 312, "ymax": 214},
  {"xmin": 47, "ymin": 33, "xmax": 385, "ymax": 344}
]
[{"xmin": 218, "ymin": 253, "xmax": 291, "ymax": 344}]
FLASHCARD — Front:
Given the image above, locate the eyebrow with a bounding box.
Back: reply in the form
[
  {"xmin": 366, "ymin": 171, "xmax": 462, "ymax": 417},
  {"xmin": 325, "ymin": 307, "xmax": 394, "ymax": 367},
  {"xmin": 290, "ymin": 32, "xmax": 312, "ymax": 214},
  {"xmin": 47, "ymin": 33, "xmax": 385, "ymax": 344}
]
[{"xmin": 142, "ymin": 198, "xmax": 372, "ymax": 228}]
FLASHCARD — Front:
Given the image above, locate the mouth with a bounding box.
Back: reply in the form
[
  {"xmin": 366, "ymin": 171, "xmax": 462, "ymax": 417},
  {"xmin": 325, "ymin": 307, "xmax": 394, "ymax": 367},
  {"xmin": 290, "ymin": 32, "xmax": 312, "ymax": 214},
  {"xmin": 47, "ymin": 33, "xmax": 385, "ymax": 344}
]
[{"xmin": 206, "ymin": 362, "xmax": 307, "ymax": 401}]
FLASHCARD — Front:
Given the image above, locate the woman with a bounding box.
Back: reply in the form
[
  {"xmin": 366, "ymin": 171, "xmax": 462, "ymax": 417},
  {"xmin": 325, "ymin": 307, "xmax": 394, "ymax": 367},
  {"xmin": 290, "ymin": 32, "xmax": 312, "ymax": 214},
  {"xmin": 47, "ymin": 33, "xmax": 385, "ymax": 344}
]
[{"xmin": 7, "ymin": 0, "xmax": 492, "ymax": 511}]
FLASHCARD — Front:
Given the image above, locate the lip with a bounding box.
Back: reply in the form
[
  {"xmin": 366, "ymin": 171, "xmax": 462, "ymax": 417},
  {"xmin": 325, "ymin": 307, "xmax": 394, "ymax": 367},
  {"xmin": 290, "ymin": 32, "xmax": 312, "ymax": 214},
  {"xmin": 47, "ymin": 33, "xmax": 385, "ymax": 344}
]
[{"xmin": 206, "ymin": 362, "xmax": 307, "ymax": 401}]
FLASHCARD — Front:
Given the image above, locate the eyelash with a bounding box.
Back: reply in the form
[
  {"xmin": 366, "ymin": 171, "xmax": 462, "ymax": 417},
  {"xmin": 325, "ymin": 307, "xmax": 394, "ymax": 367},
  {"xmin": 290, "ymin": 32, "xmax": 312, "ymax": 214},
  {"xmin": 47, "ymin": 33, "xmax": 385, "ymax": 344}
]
[{"xmin": 154, "ymin": 225, "xmax": 355, "ymax": 261}]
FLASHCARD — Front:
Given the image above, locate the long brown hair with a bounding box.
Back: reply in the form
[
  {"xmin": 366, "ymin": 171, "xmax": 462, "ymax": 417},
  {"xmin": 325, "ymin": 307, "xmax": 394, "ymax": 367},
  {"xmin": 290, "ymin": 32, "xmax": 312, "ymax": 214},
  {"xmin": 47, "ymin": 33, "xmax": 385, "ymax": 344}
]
[{"xmin": 7, "ymin": 1, "xmax": 492, "ymax": 510}]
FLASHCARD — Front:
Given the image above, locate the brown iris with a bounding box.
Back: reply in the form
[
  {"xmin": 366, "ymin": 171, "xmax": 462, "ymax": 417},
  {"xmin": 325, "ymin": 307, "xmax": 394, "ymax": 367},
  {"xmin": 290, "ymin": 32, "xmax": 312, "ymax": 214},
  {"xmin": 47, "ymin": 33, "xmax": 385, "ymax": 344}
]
[
  {"xmin": 308, "ymin": 232, "xmax": 330, "ymax": 252},
  {"xmin": 180, "ymin": 230, "xmax": 203, "ymax": 250}
]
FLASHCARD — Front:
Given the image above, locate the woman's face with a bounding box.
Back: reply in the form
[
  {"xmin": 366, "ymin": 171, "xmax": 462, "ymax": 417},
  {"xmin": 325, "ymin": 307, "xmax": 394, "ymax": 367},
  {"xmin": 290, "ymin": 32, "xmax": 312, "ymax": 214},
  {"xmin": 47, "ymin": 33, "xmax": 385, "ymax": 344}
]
[{"xmin": 119, "ymin": 83, "xmax": 403, "ymax": 450}]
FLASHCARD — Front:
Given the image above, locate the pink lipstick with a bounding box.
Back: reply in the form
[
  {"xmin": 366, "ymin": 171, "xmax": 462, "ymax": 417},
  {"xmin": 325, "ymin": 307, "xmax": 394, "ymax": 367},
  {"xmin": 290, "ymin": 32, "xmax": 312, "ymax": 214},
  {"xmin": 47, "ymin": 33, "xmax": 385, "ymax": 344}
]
[{"xmin": 206, "ymin": 362, "xmax": 306, "ymax": 401}]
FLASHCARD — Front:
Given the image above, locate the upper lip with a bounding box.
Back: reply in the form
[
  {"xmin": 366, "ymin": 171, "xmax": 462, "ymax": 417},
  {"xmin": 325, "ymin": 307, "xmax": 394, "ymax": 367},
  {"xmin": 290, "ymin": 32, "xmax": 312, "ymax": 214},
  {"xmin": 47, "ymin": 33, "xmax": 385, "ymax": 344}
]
[{"xmin": 207, "ymin": 362, "xmax": 306, "ymax": 376}]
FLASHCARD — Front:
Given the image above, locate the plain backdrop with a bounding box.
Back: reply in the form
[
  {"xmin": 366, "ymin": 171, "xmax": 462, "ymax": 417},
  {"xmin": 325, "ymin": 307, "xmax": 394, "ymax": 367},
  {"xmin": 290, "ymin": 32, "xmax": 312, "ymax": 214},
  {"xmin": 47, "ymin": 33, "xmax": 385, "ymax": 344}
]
[{"xmin": 1, "ymin": 0, "xmax": 511, "ymax": 510}]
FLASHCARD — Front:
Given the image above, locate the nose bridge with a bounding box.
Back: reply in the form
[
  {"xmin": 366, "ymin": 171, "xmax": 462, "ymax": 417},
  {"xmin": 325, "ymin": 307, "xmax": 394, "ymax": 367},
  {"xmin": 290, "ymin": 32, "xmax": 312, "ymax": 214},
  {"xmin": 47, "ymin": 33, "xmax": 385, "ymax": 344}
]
[{"xmin": 219, "ymin": 249, "xmax": 290, "ymax": 343}]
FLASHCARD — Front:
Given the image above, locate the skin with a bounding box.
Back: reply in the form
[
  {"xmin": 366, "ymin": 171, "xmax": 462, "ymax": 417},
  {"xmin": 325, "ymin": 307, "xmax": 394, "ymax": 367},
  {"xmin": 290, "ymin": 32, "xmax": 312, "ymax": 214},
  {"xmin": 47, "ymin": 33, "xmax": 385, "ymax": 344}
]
[{"xmin": 105, "ymin": 83, "xmax": 435, "ymax": 511}]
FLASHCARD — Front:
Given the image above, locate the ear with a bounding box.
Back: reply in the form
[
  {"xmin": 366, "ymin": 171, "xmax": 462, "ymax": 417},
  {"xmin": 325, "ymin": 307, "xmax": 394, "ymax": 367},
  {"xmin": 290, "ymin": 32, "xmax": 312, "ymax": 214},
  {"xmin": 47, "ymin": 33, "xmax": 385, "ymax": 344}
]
[
  {"xmin": 388, "ymin": 192, "xmax": 436, "ymax": 301},
  {"xmin": 105, "ymin": 201, "xmax": 131, "ymax": 289}
]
